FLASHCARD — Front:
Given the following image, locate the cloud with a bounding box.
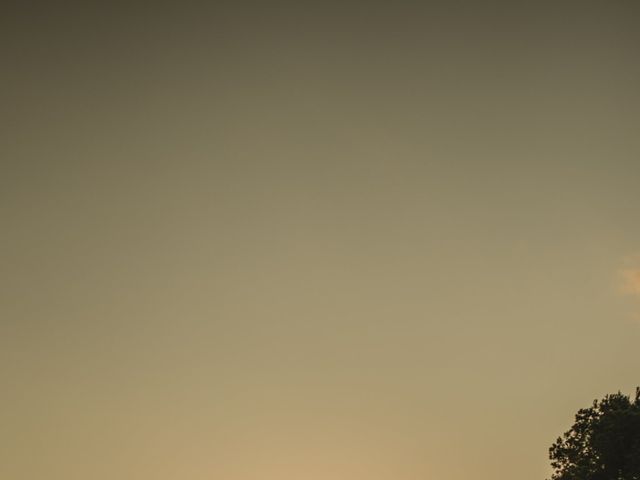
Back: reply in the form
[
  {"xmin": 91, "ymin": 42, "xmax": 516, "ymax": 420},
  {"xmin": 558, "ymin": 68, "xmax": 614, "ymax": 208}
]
[
  {"xmin": 620, "ymin": 254, "xmax": 640, "ymax": 298},
  {"xmin": 621, "ymin": 269, "xmax": 640, "ymax": 296}
]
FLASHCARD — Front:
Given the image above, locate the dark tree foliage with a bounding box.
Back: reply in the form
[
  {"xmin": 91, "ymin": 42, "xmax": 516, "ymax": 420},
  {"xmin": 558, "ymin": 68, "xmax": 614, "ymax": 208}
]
[{"xmin": 549, "ymin": 391, "xmax": 640, "ymax": 480}]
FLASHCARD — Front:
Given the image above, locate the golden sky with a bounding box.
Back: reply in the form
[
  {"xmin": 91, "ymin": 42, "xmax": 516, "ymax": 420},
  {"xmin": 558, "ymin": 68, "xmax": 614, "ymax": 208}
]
[{"xmin": 2, "ymin": 2, "xmax": 640, "ymax": 480}]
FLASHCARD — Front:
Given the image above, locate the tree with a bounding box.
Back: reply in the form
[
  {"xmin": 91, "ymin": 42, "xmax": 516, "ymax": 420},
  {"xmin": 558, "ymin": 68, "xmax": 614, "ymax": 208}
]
[{"xmin": 549, "ymin": 389, "xmax": 640, "ymax": 480}]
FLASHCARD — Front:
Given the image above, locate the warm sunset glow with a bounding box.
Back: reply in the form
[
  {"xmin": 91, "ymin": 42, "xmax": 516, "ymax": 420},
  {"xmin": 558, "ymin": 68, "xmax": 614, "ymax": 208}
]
[{"xmin": 2, "ymin": 3, "xmax": 639, "ymax": 480}]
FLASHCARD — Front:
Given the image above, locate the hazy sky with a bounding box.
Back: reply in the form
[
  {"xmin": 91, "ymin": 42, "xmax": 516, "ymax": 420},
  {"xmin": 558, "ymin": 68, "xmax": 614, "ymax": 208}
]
[{"xmin": 2, "ymin": 2, "xmax": 640, "ymax": 479}]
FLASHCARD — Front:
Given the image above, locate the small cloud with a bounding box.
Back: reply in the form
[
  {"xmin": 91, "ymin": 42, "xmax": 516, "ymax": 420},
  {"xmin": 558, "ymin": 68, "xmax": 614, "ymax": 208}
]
[
  {"xmin": 621, "ymin": 269, "xmax": 640, "ymax": 296},
  {"xmin": 619, "ymin": 257, "xmax": 640, "ymax": 321},
  {"xmin": 619, "ymin": 254, "xmax": 640, "ymax": 298}
]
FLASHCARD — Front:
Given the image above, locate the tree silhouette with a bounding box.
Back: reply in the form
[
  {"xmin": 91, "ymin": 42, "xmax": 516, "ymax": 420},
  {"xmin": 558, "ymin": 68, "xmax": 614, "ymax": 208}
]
[{"xmin": 549, "ymin": 389, "xmax": 640, "ymax": 480}]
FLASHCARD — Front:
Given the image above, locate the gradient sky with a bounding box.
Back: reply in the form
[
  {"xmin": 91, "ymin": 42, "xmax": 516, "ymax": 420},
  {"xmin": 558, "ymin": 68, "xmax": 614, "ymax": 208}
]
[{"xmin": 2, "ymin": 2, "xmax": 640, "ymax": 479}]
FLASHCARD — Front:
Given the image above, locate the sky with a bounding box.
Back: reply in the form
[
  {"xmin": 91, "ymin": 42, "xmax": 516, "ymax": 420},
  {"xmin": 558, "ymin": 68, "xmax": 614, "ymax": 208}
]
[{"xmin": 2, "ymin": 2, "xmax": 640, "ymax": 479}]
